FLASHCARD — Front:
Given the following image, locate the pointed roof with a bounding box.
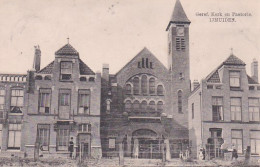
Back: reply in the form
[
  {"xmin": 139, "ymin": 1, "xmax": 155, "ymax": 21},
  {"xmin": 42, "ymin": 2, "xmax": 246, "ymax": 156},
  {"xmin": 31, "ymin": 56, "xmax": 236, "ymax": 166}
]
[
  {"xmin": 55, "ymin": 43, "xmax": 79, "ymax": 56},
  {"xmin": 79, "ymin": 59, "xmax": 95, "ymax": 75},
  {"xmin": 223, "ymin": 54, "xmax": 246, "ymax": 66},
  {"xmin": 166, "ymin": 0, "xmax": 190, "ymax": 30},
  {"xmin": 38, "ymin": 61, "xmax": 54, "ymax": 74},
  {"xmin": 247, "ymin": 75, "xmax": 258, "ymax": 84}
]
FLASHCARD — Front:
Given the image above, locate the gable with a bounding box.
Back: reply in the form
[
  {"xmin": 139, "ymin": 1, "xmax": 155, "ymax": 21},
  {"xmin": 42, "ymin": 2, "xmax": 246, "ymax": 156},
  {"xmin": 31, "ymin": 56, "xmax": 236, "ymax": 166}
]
[{"xmin": 116, "ymin": 47, "xmax": 169, "ymax": 77}]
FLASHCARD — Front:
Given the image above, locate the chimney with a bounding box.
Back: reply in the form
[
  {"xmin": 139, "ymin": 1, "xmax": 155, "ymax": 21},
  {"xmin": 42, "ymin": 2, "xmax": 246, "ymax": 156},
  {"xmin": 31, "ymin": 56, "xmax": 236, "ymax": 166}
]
[
  {"xmin": 33, "ymin": 45, "xmax": 41, "ymax": 72},
  {"xmin": 251, "ymin": 58, "xmax": 258, "ymax": 83},
  {"xmin": 193, "ymin": 79, "xmax": 199, "ymax": 90},
  {"xmin": 102, "ymin": 64, "xmax": 109, "ymax": 81}
]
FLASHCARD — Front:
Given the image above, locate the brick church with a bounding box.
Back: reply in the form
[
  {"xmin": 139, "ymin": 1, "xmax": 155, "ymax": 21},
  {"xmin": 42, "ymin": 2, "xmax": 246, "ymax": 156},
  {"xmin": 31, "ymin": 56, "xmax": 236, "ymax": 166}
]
[{"xmin": 100, "ymin": 0, "xmax": 191, "ymax": 159}]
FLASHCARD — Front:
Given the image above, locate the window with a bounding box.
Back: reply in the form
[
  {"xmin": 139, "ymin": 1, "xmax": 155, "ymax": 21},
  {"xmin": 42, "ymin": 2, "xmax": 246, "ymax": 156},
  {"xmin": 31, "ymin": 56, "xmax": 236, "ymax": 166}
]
[
  {"xmin": 231, "ymin": 130, "xmax": 243, "ymax": 153},
  {"xmin": 38, "ymin": 89, "xmax": 51, "ymax": 114},
  {"xmin": 133, "ymin": 100, "xmax": 140, "ymax": 112},
  {"xmin": 157, "ymin": 101, "xmax": 163, "ymax": 112},
  {"xmin": 176, "ymin": 38, "xmax": 185, "ymax": 51},
  {"xmin": 149, "ymin": 78, "xmax": 155, "ymax": 94},
  {"xmin": 125, "ymin": 84, "xmax": 132, "ymax": 94},
  {"xmin": 212, "ymin": 97, "xmax": 223, "ymax": 121},
  {"xmin": 0, "ymin": 89, "xmax": 5, "ymax": 118},
  {"xmin": 141, "ymin": 101, "xmax": 147, "ymax": 111},
  {"xmin": 59, "ymin": 89, "xmax": 71, "ymax": 107},
  {"xmin": 210, "ymin": 128, "xmax": 222, "ymax": 138},
  {"xmin": 141, "ymin": 75, "xmax": 147, "ymax": 94},
  {"xmin": 133, "ymin": 77, "xmax": 139, "ymax": 95},
  {"xmin": 192, "ymin": 103, "xmax": 194, "ymax": 119},
  {"xmin": 78, "ymin": 90, "xmax": 90, "ymax": 115},
  {"xmin": 178, "ymin": 90, "xmax": 183, "ymax": 113},
  {"xmin": 250, "ymin": 130, "xmax": 260, "ymax": 154},
  {"xmin": 231, "ymin": 98, "xmax": 242, "ymax": 121},
  {"xmin": 125, "ymin": 100, "xmax": 132, "ymax": 112},
  {"xmin": 37, "ymin": 124, "xmax": 50, "ymax": 151},
  {"xmin": 10, "ymin": 89, "xmax": 24, "ymax": 113},
  {"xmin": 230, "ymin": 71, "xmax": 240, "ymax": 88},
  {"xmin": 249, "ymin": 98, "xmax": 260, "ymax": 122},
  {"xmin": 8, "ymin": 124, "xmax": 21, "ymax": 149},
  {"xmin": 0, "ymin": 124, "xmax": 2, "ymax": 149},
  {"xmin": 109, "ymin": 138, "xmax": 116, "ymax": 149},
  {"xmin": 78, "ymin": 124, "xmax": 91, "ymax": 133},
  {"xmin": 60, "ymin": 62, "xmax": 72, "ymax": 80},
  {"xmin": 157, "ymin": 85, "xmax": 164, "ymax": 95},
  {"xmin": 57, "ymin": 125, "xmax": 70, "ymax": 151},
  {"xmin": 148, "ymin": 101, "xmax": 156, "ymax": 112}
]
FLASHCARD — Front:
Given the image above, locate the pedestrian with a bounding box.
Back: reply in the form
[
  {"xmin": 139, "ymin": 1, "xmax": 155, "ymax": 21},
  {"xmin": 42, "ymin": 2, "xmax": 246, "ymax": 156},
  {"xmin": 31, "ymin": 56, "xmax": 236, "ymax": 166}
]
[
  {"xmin": 232, "ymin": 147, "xmax": 238, "ymax": 160},
  {"xmin": 244, "ymin": 146, "xmax": 251, "ymax": 165},
  {"xmin": 68, "ymin": 137, "xmax": 74, "ymax": 158},
  {"xmin": 198, "ymin": 148, "xmax": 204, "ymax": 160},
  {"xmin": 179, "ymin": 150, "xmax": 183, "ymax": 160},
  {"xmin": 39, "ymin": 145, "xmax": 43, "ymax": 157},
  {"xmin": 202, "ymin": 147, "xmax": 205, "ymax": 160}
]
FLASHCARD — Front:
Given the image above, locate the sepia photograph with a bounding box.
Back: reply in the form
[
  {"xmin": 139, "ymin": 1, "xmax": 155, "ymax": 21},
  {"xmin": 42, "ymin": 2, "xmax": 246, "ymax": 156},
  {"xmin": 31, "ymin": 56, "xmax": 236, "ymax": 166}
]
[{"xmin": 0, "ymin": 0, "xmax": 259, "ymax": 166}]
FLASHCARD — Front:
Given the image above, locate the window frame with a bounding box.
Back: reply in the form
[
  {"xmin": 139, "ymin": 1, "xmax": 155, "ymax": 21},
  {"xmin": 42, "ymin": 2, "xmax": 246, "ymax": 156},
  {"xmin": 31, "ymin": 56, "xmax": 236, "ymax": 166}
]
[
  {"xmin": 56, "ymin": 125, "xmax": 70, "ymax": 151},
  {"xmin": 212, "ymin": 96, "xmax": 224, "ymax": 122},
  {"xmin": 60, "ymin": 61, "xmax": 73, "ymax": 81},
  {"xmin": 229, "ymin": 71, "xmax": 241, "ymax": 88},
  {"xmin": 10, "ymin": 88, "xmax": 24, "ymax": 114},
  {"xmin": 37, "ymin": 124, "xmax": 50, "ymax": 151},
  {"xmin": 230, "ymin": 97, "xmax": 242, "ymax": 121},
  {"xmin": 248, "ymin": 98, "xmax": 260, "ymax": 122},
  {"xmin": 8, "ymin": 124, "xmax": 22, "ymax": 150},
  {"xmin": 231, "ymin": 129, "xmax": 243, "ymax": 154},
  {"xmin": 38, "ymin": 89, "xmax": 52, "ymax": 114},
  {"xmin": 250, "ymin": 130, "xmax": 260, "ymax": 154},
  {"xmin": 78, "ymin": 89, "xmax": 91, "ymax": 115}
]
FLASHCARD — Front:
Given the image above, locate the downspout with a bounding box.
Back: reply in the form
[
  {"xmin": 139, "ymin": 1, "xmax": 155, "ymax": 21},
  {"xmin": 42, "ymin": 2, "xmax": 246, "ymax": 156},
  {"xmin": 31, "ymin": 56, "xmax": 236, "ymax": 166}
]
[{"xmin": 199, "ymin": 91, "xmax": 203, "ymax": 147}]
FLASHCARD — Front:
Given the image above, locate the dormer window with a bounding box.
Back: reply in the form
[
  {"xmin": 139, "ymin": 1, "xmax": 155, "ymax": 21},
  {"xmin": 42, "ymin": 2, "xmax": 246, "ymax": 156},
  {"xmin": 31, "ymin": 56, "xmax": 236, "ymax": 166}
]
[
  {"xmin": 60, "ymin": 62, "xmax": 72, "ymax": 80},
  {"xmin": 230, "ymin": 71, "xmax": 240, "ymax": 88}
]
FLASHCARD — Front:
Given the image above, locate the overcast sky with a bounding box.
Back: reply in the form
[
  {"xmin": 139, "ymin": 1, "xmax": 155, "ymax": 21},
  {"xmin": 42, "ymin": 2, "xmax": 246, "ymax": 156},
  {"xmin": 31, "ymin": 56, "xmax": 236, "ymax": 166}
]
[{"xmin": 0, "ymin": 0, "xmax": 259, "ymax": 81}]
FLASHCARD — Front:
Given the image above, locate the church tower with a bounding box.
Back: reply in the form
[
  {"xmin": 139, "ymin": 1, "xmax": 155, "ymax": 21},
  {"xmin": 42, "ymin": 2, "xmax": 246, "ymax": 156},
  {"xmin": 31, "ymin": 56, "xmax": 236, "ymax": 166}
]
[{"xmin": 167, "ymin": 0, "xmax": 191, "ymax": 122}]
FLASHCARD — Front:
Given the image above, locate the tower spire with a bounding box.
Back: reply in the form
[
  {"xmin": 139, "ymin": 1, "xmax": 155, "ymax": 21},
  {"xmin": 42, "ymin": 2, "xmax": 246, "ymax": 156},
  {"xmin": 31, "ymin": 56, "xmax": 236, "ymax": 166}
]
[{"xmin": 166, "ymin": 0, "xmax": 190, "ymax": 31}]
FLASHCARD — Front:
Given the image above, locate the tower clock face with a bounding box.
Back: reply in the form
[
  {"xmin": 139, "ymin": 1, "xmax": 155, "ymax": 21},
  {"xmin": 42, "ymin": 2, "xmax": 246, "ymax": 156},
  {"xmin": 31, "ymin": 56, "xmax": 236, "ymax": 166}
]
[{"xmin": 176, "ymin": 27, "xmax": 184, "ymax": 36}]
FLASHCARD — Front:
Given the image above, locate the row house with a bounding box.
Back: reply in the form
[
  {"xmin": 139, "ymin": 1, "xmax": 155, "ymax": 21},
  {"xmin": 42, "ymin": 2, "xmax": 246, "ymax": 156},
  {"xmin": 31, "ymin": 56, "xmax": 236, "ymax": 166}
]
[{"xmin": 189, "ymin": 55, "xmax": 260, "ymax": 158}]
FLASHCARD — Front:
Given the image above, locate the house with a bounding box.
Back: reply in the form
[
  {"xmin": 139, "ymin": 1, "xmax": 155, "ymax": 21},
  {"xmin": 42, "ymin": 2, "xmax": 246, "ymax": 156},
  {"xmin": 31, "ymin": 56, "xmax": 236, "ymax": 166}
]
[
  {"xmin": 23, "ymin": 44, "xmax": 102, "ymax": 158},
  {"xmin": 189, "ymin": 54, "xmax": 260, "ymax": 158}
]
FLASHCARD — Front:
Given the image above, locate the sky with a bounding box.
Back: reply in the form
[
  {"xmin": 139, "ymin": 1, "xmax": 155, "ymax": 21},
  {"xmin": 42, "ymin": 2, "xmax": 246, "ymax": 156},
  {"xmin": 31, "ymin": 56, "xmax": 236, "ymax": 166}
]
[{"xmin": 0, "ymin": 0, "xmax": 259, "ymax": 82}]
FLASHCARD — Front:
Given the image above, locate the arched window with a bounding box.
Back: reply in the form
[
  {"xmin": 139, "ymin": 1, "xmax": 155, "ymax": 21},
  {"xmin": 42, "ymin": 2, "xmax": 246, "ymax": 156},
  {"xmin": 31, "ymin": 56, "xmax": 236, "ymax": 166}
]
[
  {"xmin": 80, "ymin": 77, "xmax": 86, "ymax": 81},
  {"xmin": 178, "ymin": 90, "xmax": 182, "ymax": 113},
  {"xmin": 149, "ymin": 101, "xmax": 156, "ymax": 112},
  {"xmin": 125, "ymin": 100, "xmax": 132, "ymax": 112},
  {"xmin": 125, "ymin": 84, "xmax": 132, "ymax": 94},
  {"xmin": 133, "ymin": 77, "xmax": 139, "ymax": 95},
  {"xmin": 157, "ymin": 101, "xmax": 163, "ymax": 112},
  {"xmin": 35, "ymin": 75, "xmax": 42, "ymax": 80},
  {"xmin": 141, "ymin": 75, "xmax": 147, "ymax": 94},
  {"xmin": 149, "ymin": 78, "xmax": 155, "ymax": 94},
  {"xmin": 141, "ymin": 101, "xmax": 147, "ymax": 111},
  {"xmin": 44, "ymin": 75, "xmax": 51, "ymax": 80},
  {"xmin": 133, "ymin": 100, "xmax": 140, "ymax": 112},
  {"xmin": 157, "ymin": 85, "xmax": 164, "ymax": 95},
  {"xmin": 89, "ymin": 77, "xmax": 95, "ymax": 82}
]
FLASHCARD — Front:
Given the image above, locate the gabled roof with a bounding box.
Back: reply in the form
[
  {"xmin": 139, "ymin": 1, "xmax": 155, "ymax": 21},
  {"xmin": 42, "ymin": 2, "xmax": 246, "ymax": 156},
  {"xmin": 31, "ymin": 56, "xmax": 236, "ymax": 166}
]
[
  {"xmin": 38, "ymin": 59, "xmax": 94, "ymax": 75},
  {"xmin": 79, "ymin": 59, "xmax": 95, "ymax": 75},
  {"xmin": 223, "ymin": 54, "xmax": 246, "ymax": 66},
  {"xmin": 247, "ymin": 75, "xmax": 258, "ymax": 84},
  {"xmin": 38, "ymin": 61, "xmax": 54, "ymax": 74},
  {"xmin": 207, "ymin": 70, "xmax": 220, "ymax": 83},
  {"xmin": 206, "ymin": 54, "xmax": 252, "ymax": 84},
  {"xmin": 55, "ymin": 43, "xmax": 79, "ymax": 56}
]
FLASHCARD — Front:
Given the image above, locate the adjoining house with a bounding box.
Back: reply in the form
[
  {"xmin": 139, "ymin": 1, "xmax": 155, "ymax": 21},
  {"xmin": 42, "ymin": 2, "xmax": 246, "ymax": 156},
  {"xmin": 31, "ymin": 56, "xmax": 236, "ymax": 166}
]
[
  {"xmin": 23, "ymin": 44, "xmax": 102, "ymax": 158},
  {"xmin": 189, "ymin": 54, "xmax": 260, "ymax": 159},
  {"xmin": 0, "ymin": 73, "xmax": 27, "ymax": 157},
  {"xmin": 100, "ymin": 0, "xmax": 191, "ymax": 159}
]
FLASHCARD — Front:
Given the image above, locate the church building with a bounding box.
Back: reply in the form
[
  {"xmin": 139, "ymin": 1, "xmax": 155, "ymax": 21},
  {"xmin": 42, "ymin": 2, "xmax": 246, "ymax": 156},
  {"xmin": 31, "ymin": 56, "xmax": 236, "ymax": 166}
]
[{"xmin": 100, "ymin": 0, "xmax": 191, "ymax": 159}]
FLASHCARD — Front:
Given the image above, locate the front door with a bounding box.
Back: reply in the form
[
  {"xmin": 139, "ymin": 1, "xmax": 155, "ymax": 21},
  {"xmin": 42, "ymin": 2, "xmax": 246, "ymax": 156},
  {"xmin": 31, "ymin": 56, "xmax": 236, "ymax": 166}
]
[
  {"xmin": 78, "ymin": 134, "xmax": 91, "ymax": 159},
  {"xmin": 138, "ymin": 139, "xmax": 162, "ymax": 159}
]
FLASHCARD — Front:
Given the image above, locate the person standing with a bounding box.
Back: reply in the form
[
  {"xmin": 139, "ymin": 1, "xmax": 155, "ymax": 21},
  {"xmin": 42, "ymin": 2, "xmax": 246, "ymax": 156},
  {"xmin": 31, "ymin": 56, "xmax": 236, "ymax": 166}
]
[{"xmin": 69, "ymin": 137, "xmax": 74, "ymax": 158}]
